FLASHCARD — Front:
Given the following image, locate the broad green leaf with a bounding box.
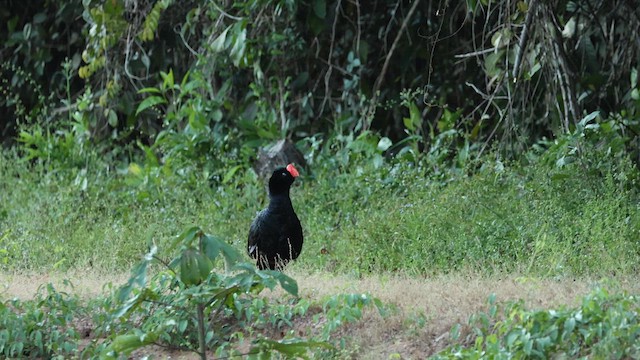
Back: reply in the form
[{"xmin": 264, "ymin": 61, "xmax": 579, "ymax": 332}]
[
  {"xmin": 135, "ymin": 96, "xmax": 166, "ymax": 115},
  {"xmin": 107, "ymin": 109, "xmax": 118, "ymax": 127},
  {"xmin": 230, "ymin": 24, "xmax": 247, "ymax": 67},
  {"xmin": 528, "ymin": 62, "xmax": 541, "ymax": 78},
  {"xmin": 141, "ymin": 53, "xmax": 150, "ymax": 70},
  {"xmin": 272, "ymin": 271, "xmax": 299, "ymax": 296},
  {"xmin": 201, "ymin": 234, "xmax": 241, "ymax": 267},
  {"xmin": 217, "ymin": 238, "xmax": 241, "ymax": 266},
  {"xmin": 409, "ymin": 102, "xmax": 422, "ymax": 131},
  {"xmin": 211, "ymin": 26, "xmax": 230, "ymax": 52},
  {"xmin": 563, "ymin": 317, "xmax": 576, "ymax": 339},
  {"xmin": 201, "ymin": 234, "xmax": 222, "ymax": 261},
  {"xmin": 578, "ymin": 111, "xmax": 599, "ymax": 127},
  {"xmin": 484, "ymin": 51, "xmax": 504, "ymax": 77},
  {"xmin": 377, "ymin": 137, "xmax": 392, "ymax": 152},
  {"xmin": 170, "ymin": 226, "xmax": 201, "ymax": 250},
  {"xmin": 562, "ymin": 17, "xmax": 577, "ymax": 38},
  {"xmin": 212, "ymin": 109, "xmax": 223, "ymax": 122},
  {"xmin": 33, "ymin": 13, "xmax": 47, "ymax": 24},
  {"xmin": 101, "ymin": 332, "xmax": 158, "ymax": 359}
]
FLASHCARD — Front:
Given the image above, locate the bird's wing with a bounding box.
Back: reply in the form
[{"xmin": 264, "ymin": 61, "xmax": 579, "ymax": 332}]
[
  {"xmin": 248, "ymin": 210, "xmax": 267, "ymax": 258},
  {"xmin": 280, "ymin": 214, "xmax": 304, "ymax": 260}
]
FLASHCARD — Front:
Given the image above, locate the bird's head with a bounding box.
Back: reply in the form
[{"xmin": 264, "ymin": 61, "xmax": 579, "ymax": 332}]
[{"xmin": 268, "ymin": 163, "xmax": 300, "ymax": 195}]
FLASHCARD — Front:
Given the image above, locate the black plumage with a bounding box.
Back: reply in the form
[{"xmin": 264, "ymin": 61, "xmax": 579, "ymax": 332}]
[{"xmin": 248, "ymin": 164, "xmax": 303, "ymax": 270}]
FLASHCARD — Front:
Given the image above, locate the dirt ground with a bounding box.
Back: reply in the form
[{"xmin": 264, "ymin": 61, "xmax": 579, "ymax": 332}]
[{"xmin": 2, "ymin": 270, "xmax": 638, "ymax": 359}]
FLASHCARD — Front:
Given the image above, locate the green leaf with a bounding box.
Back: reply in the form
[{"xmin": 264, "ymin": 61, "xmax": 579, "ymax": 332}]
[
  {"xmin": 135, "ymin": 96, "xmax": 166, "ymax": 115},
  {"xmin": 211, "ymin": 26, "xmax": 230, "ymax": 52},
  {"xmin": 107, "ymin": 109, "xmax": 118, "ymax": 127},
  {"xmin": 563, "ymin": 317, "xmax": 576, "ymax": 339},
  {"xmin": 631, "ymin": 67, "xmax": 638, "ymax": 89},
  {"xmin": 137, "ymin": 87, "xmax": 162, "ymax": 94},
  {"xmin": 160, "ymin": 69, "xmax": 174, "ymax": 90},
  {"xmin": 222, "ymin": 165, "xmax": 242, "ymax": 184},
  {"xmin": 403, "ymin": 118, "xmax": 415, "ymax": 132},
  {"xmin": 180, "ymin": 70, "xmax": 192, "ymax": 88},
  {"xmin": 409, "ymin": 102, "xmax": 422, "ymax": 131},
  {"xmin": 528, "ymin": 62, "xmax": 541, "ymax": 78},
  {"xmin": 517, "ymin": 1, "xmax": 528, "ymax": 13},
  {"xmin": 170, "ymin": 226, "xmax": 201, "ymax": 250},
  {"xmin": 200, "ymin": 233, "xmax": 241, "ymax": 267},
  {"xmin": 465, "ymin": 0, "xmax": 477, "ymax": 13},
  {"xmin": 377, "ymin": 137, "xmax": 392, "ymax": 152},
  {"xmin": 101, "ymin": 333, "xmax": 158, "ymax": 359},
  {"xmin": 578, "ymin": 111, "xmax": 600, "ymax": 128},
  {"xmin": 200, "ymin": 234, "xmax": 222, "ymax": 261},
  {"xmin": 217, "ymin": 238, "xmax": 242, "ymax": 266},
  {"xmin": 230, "ymin": 24, "xmax": 247, "ymax": 67},
  {"xmin": 506, "ymin": 330, "xmax": 519, "ymax": 347},
  {"xmin": 484, "ymin": 50, "xmax": 504, "ymax": 77},
  {"xmin": 141, "ymin": 53, "xmax": 150, "ymax": 70}
]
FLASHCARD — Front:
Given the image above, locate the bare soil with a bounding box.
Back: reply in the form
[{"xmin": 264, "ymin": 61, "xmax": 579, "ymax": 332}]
[{"xmin": 2, "ymin": 270, "xmax": 638, "ymax": 359}]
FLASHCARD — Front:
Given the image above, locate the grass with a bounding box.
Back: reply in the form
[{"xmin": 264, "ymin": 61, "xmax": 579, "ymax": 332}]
[
  {"xmin": 2, "ymin": 147, "xmax": 640, "ymax": 358},
  {"xmin": 1, "ymin": 149, "xmax": 640, "ymax": 276},
  {"xmin": 2, "ymin": 271, "xmax": 639, "ymax": 358}
]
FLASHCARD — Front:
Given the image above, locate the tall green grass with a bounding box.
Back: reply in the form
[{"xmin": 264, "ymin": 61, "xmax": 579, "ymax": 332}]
[{"xmin": 1, "ymin": 149, "xmax": 639, "ymax": 276}]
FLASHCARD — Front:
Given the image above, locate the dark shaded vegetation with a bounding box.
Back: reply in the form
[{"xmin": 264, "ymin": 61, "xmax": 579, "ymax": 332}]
[
  {"xmin": 2, "ymin": 1, "xmax": 640, "ymax": 358},
  {"xmin": 2, "ymin": 0, "xmax": 639, "ymax": 167}
]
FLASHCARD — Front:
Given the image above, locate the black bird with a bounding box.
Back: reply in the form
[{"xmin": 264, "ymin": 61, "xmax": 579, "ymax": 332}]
[{"xmin": 248, "ymin": 164, "xmax": 303, "ymax": 270}]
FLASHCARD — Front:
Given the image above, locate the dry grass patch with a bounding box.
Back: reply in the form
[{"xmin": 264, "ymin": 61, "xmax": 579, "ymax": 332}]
[
  {"xmin": 1, "ymin": 270, "xmax": 639, "ymax": 358},
  {"xmin": 289, "ymin": 271, "xmax": 640, "ymax": 358},
  {"xmin": 0, "ymin": 271, "xmax": 129, "ymax": 300}
]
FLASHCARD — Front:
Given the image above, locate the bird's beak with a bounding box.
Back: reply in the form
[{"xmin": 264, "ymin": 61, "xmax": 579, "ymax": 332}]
[{"xmin": 286, "ymin": 164, "xmax": 300, "ymax": 177}]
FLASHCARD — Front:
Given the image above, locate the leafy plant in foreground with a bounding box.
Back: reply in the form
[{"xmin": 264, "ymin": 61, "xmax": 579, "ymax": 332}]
[
  {"xmin": 435, "ymin": 287, "xmax": 640, "ymax": 359},
  {"xmin": 0, "ymin": 282, "xmax": 82, "ymax": 359},
  {"xmin": 100, "ymin": 226, "xmax": 331, "ymax": 359}
]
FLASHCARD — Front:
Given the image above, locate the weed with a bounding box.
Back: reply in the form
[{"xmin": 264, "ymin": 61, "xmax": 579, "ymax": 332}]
[{"xmin": 436, "ymin": 287, "xmax": 640, "ymax": 358}]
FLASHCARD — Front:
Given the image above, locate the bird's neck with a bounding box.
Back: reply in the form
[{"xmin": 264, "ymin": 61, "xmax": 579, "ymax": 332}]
[{"xmin": 268, "ymin": 192, "xmax": 292, "ymax": 210}]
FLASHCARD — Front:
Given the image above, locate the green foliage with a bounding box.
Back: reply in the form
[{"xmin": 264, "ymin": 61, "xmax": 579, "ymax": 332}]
[
  {"xmin": 17, "ymin": 87, "xmax": 97, "ymax": 170},
  {"xmin": 435, "ymin": 287, "xmax": 640, "ymax": 359},
  {"xmin": 131, "ymin": 68, "xmax": 239, "ymax": 186},
  {"xmin": 2, "ymin": 134, "xmax": 640, "ymax": 276},
  {"xmin": 0, "ymin": 1, "xmax": 85, "ymax": 137},
  {"xmin": 0, "ymin": 283, "xmax": 82, "ymax": 359},
  {"xmin": 79, "ymin": 0, "xmax": 127, "ymax": 80},
  {"xmin": 0, "ymin": 225, "xmax": 386, "ymax": 359},
  {"xmin": 3, "ymin": 0, "xmax": 640, "ymax": 169},
  {"xmin": 100, "ymin": 226, "xmax": 328, "ymax": 359},
  {"xmin": 139, "ymin": 0, "xmax": 174, "ymax": 42}
]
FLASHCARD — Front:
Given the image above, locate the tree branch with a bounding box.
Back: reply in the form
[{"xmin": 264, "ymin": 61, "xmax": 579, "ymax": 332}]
[
  {"xmin": 372, "ymin": 0, "xmax": 422, "ymax": 99},
  {"xmin": 512, "ymin": 0, "xmax": 537, "ymax": 79}
]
